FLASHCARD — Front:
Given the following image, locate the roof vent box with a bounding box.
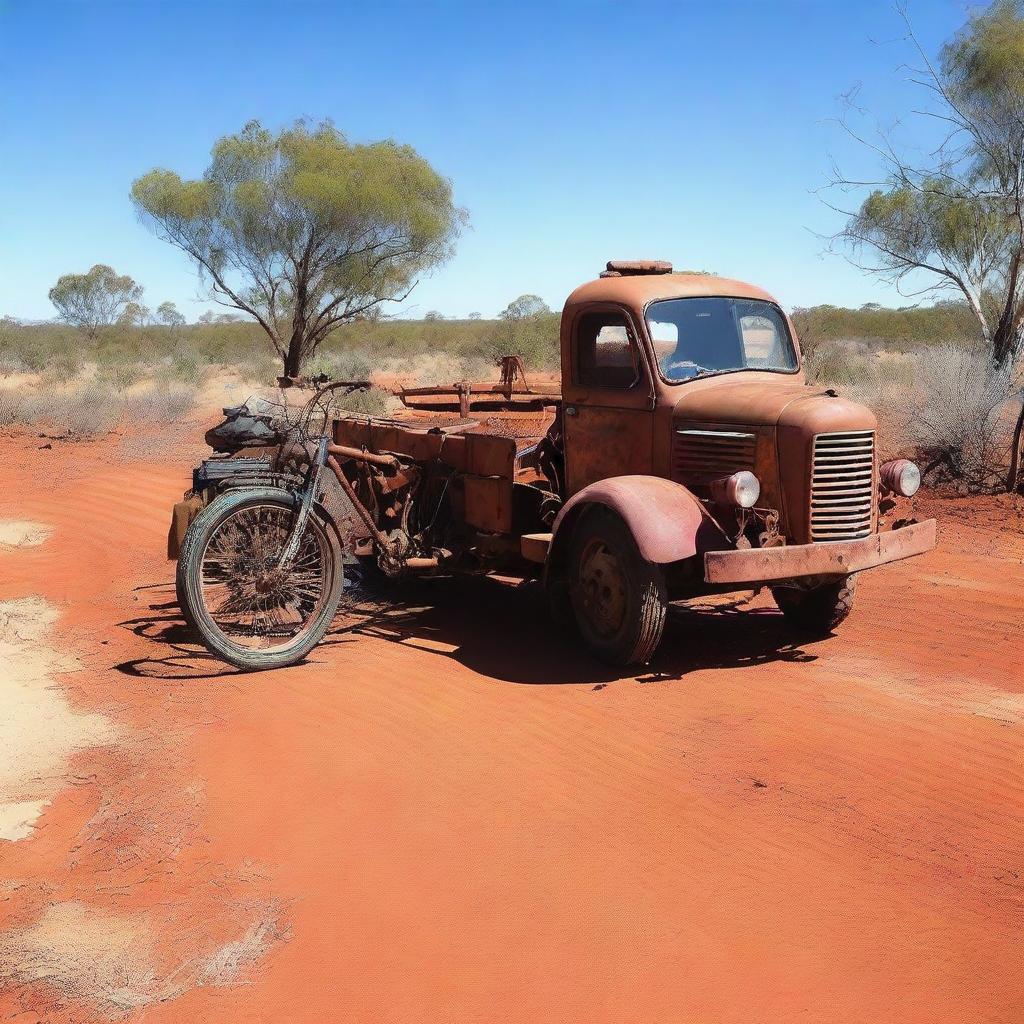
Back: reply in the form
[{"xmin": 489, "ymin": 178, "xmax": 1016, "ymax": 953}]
[{"xmin": 600, "ymin": 260, "xmax": 673, "ymax": 278}]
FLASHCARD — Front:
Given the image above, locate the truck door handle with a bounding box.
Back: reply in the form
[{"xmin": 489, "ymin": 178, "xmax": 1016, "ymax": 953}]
[{"xmin": 565, "ymin": 405, "xmax": 578, "ymax": 417}]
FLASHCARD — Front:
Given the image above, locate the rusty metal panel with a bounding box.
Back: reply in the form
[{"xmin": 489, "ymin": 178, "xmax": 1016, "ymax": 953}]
[
  {"xmin": 465, "ymin": 433, "xmax": 515, "ymax": 478},
  {"xmin": 704, "ymin": 518, "xmax": 936, "ymax": 585},
  {"xmin": 379, "ymin": 426, "xmax": 443, "ymax": 462},
  {"xmin": 167, "ymin": 494, "xmax": 205, "ymax": 560},
  {"xmin": 564, "ymin": 406, "xmax": 654, "ymax": 494},
  {"xmin": 464, "ymin": 475, "xmax": 513, "ymax": 533},
  {"xmin": 333, "ymin": 417, "xmax": 370, "ymax": 448},
  {"xmin": 440, "ymin": 434, "xmax": 468, "ymax": 471},
  {"xmin": 551, "ymin": 475, "xmax": 727, "ymax": 564}
]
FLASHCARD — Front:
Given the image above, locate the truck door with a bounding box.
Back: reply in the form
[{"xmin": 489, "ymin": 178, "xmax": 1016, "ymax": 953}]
[{"xmin": 563, "ymin": 304, "xmax": 655, "ymax": 494}]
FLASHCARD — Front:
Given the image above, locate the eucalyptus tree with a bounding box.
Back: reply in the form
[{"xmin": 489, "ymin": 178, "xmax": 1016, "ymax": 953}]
[
  {"xmin": 48, "ymin": 264, "xmax": 144, "ymax": 338},
  {"xmin": 494, "ymin": 294, "xmax": 557, "ymax": 366},
  {"xmin": 835, "ymin": 1, "xmax": 1024, "ymax": 369},
  {"xmin": 132, "ymin": 119, "xmax": 464, "ymax": 381},
  {"xmin": 156, "ymin": 301, "xmax": 186, "ymax": 328}
]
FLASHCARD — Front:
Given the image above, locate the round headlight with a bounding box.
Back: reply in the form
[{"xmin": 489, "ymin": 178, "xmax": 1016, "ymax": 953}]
[
  {"xmin": 711, "ymin": 471, "xmax": 761, "ymax": 508},
  {"xmin": 880, "ymin": 459, "xmax": 921, "ymax": 497}
]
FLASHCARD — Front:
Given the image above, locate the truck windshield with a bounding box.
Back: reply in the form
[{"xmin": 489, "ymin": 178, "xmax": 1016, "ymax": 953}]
[{"xmin": 646, "ymin": 297, "xmax": 798, "ymax": 382}]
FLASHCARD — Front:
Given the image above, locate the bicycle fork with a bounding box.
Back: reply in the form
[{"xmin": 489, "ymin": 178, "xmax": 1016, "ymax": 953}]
[{"xmin": 278, "ymin": 436, "xmax": 329, "ymax": 568}]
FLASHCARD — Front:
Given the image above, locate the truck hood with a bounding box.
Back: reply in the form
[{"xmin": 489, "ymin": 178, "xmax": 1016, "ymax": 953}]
[
  {"xmin": 673, "ymin": 378, "xmax": 876, "ymax": 433},
  {"xmin": 671, "ymin": 376, "xmax": 878, "ymax": 545}
]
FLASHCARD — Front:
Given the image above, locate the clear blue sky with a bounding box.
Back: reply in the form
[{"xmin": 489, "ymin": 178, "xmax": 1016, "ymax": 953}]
[{"xmin": 0, "ymin": 0, "xmax": 973, "ymax": 322}]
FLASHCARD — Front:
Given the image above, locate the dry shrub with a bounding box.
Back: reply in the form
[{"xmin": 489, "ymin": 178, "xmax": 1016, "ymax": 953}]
[
  {"xmin": 0, "ymin": 390, "xmax": 31, "ymax": 427},
  {"xmin": 0, "ymin": 380, "xmax": 195, "ymax": 438},
  {"xmin": 378, "ymin": 351, "xmax": 493, "ymax": 386},
  {"xmin": 0, "ymin": 390, "xmax": 63, "ymax": 430},
  {"xmin": 154, "ymin": 348, "xmax": 205, "ymax": 388},
  {"xmin": 51, "ymin": 387, "xmax": 124, "ymax": 436},
  {"xmin": 908, "ymin": 347, "xmax": 1020, "ymax": 491},
  {"xmin": 124, "ymin": 385, "xmax": 195, "ymax": 423},
  {"xmin": 96, "ymin": 361, "xmax": 144, "ymax": 392},
  {"xmin": 0, "ymin": 353, "xmax": 27, "ymax": 375},
  {"xmin": 334, "ymin": 385, "xmax": 391, "ymax": 417},
  {"xmin": 804, "ymin": 340, "xmax": 878, "ymax": 387},
  {"xmin": 306, "ymin": 346, "xmax": 377, "ymax": 382},
  {"xmin": 846, "ymin": 344, "xmax": 1020, "ymax": 492},
  {"xmin": 39, "ymin": 352, "xmax": 84, "ymax": 387},
  {"xmin": 300, "ymin": 344, "xmax": 497, "ymax": 388},
  {"xmin": 238, "ymin": 351, "xmax": 283, "ymax": 386}
]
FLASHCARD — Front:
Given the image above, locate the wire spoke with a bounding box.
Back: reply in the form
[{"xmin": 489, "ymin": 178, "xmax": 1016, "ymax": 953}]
[{"xmin": 198, "ymin": 502, "xmax": 331, "ymax": 651}]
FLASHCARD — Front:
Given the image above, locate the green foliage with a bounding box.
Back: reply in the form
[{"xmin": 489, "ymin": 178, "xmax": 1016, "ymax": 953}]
[
  {"xmin": 791, "ymin": 300, "xmax": 984, "ymax": 353},
  {"xmin": 156, "ymin": 301, "xmax": 185, "ymax": 328},
  {"xmin": 942, "ymin": 0, "xmax": 1024, "ymax": 138},
  {"xmin": 132, "ymin": 119, "xmax": 466, "ymax": 378},
  {"xmin": 152, "ymin": 346, "xmax": 206, "ymax": 388},
  {"xmin": 491, "ymin": 294, "xmax": 559, "ymax": 367},
  {"xmin": 334, "ymin": 386, "xmax": 391, "ymax": 417},
  {"xmin": 48, "ymin": 265, "xmax": 144, "ymax": 338}
]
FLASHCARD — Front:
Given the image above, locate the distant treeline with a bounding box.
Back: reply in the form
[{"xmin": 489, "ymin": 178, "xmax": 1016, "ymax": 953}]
[
  {"xmin": 790, "ymin": 301, "xmax": 983, "ymax": 353},
  {"xmin": 1, "ymin": 300, "xmax": 984, "ymax": 379}
]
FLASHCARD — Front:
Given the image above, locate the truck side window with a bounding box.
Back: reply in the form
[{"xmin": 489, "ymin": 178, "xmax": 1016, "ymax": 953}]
[{"xmin": 575, "ymin": 311, "xmax": 640, "ymax": 389}]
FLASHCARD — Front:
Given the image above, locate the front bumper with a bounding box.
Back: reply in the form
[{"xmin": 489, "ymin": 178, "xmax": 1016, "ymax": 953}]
[{"xmin": 703, "ymin": 518, "xmax": 936, "ymax": 585}]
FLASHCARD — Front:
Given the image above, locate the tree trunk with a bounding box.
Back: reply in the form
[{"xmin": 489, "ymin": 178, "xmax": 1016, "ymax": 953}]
[
  {"xmin": 1008, "ymin": 393, "xmax": 1024, "ymax": 493},
  {"xmin": 991, "ymin": 317, "xmax": 1018, "ymax": 369},
  {"xmin": 283, "ymin": 334, "xmax": 304, "ymax": 382}
]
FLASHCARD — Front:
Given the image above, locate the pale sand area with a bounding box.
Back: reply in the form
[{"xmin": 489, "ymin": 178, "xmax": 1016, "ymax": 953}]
[{"xmin": 0, "ymin": 597, "xmax": 117, "ymax": 841}]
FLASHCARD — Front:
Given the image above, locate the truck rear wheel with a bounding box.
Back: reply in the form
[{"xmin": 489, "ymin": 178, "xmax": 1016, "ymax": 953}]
[
  {"xmin": 567, "ymin": 509, "xmax": 667, "ymax": 666},
  {"xmin": 771, "ymin": 576, "xmax": 856, "ymax": 634}
]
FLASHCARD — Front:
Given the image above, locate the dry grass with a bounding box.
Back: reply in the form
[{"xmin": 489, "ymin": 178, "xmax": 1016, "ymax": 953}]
[{"xmin": 0, "ymin": 380, "xmax": 196, "ymax": 438}]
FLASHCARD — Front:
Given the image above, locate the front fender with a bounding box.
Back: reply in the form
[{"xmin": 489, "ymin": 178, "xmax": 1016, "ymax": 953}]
[{"xmin": 549, "ymin": 475, "xmax": 726, "ymax": 567}]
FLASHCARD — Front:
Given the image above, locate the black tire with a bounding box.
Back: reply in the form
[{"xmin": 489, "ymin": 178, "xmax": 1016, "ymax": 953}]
[
  {"xmin": 176, "ymin": 486, "xmax": 344, "ymax": 671},
  {"xmin": 771, "ymin": 575, "xmax": 856, "ymax": 634},
  {"xmin": 567, "ymin": 508, "xmax": 668, "ymax": 666}
]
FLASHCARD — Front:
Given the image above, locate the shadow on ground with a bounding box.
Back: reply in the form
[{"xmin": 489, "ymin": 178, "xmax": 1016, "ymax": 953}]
[{"xmin": 115, "ymin": 574, "xmax": 820, "ymax": 686}]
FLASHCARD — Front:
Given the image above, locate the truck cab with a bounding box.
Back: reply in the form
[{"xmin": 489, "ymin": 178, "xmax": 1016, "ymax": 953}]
[{"xmin": 541, "ymin": 260, "xmax": 935, "ymax": 663}]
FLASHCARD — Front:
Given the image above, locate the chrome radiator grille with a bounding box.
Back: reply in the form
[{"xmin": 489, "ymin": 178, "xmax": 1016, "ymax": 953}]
[
  {"xmin": 810, "ymin": 430, "xmax": 876, "ymax": 541},
  {"xmin": 672, "ymin": 429, "xmax": 756, "ymax": 485}
]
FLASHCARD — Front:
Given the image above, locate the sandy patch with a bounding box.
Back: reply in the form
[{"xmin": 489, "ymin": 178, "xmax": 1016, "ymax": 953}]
[
  {"xmin": 201, "ymin": 911, "xmax": 289, "ymax": 987},
  {"xmin": 0, "ymin": 902, "xmax": 162, "ymax": 1012},
  {"xmin": 0, "ymin": 800, "xmax": 50, "ymax": 842},
  {"xmin": 0, "ymin": 597, "xmax": 117, "ymax": 841},
  {"xmin": 0, "ymin": 519, "xmax": 51, "ymax": 548},
  {"xmin": 0, "ymin": 901, "xmax": 287, "ymax": 1014}
]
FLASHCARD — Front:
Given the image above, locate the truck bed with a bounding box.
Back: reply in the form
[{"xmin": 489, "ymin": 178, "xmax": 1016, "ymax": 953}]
[{"xmin": 333, "ymin": 409, "xmax": 556, "ymax": 535}]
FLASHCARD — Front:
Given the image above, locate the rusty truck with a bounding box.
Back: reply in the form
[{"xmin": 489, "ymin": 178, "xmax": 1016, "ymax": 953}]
[{"xmin": 170, "ymin": 261, "xmax": 936, "ymax": 671}]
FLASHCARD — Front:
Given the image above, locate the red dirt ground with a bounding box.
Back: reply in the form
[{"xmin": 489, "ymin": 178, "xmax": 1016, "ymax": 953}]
[{"xmin": 0, "ymin": 425, "xmax": 1022, "ymax": 1023}]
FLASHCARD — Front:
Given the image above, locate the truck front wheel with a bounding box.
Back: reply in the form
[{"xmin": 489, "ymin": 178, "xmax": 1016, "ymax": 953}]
[
  {"xmin": 771, "ymin": 576, "xmax": 857, "ymax": 634},
  {"xmin": 567, "ymin": 509, "xmax": 668, "ymax": 666}
]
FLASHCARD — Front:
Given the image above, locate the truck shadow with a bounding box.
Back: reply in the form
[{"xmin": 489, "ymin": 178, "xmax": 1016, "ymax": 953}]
[
  {"xmin": 115, "ymin": 574, "xmax": 820, "ymax": 685},
  {"xmin": 320, "ymin": 574, "xmax": 820, "ymax": 686}
]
